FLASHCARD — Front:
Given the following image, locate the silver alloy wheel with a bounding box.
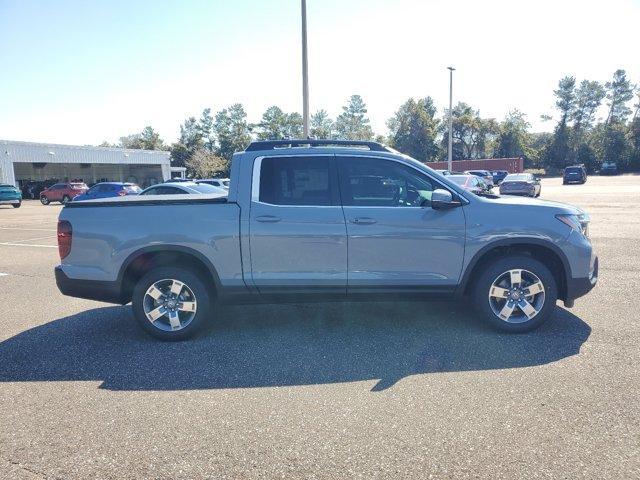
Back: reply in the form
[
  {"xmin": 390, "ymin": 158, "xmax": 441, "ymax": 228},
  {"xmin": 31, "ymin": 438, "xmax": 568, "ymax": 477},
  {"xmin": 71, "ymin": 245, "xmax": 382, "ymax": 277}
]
[
  {"xmin": 488, "ymin": 269, "xmax": 545, "ymax": 324},
  {"xmin": 142, "ymin": 278, "xmax": 197, "ymax": 332}
]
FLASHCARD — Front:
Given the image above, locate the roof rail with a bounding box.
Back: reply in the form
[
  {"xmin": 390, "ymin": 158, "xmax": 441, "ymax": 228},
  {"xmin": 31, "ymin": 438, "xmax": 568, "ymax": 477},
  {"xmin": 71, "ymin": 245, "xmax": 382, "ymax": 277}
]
[{"xmin": 245, "ymin": 139, "xmax": 391, "ymax": 152}]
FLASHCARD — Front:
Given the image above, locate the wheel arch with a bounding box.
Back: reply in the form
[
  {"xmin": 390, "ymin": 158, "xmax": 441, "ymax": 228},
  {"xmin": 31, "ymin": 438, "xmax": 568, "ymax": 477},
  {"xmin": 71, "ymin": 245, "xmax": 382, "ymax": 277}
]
[
  {"xmin": 458, "ymin": 239, "xmax": 571, "ymax": 301},
  {"xmin": 117, "ymin": 245, "xmax": 222, "ymax": 304}
]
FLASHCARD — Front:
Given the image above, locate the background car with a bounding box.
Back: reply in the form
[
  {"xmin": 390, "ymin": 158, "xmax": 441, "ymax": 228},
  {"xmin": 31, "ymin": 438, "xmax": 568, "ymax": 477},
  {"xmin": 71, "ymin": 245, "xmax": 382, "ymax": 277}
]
[
  {"xmin": 433, "ymin": 169, "xmax": 452, "ymax": 176},
  {"xmin": 139, "ymin": 182, "xmax": 226, "ymax": 195},
  {"xmin": 196, "ymin": 178, "xmax": 230, "ymax": 189},
  {"xmin": 73, "ymin": 182, "xmax": 142, "ymax": 201},
  {"xmin": 600, "ymin": 162, "xmax": 618, "ymax": 175},
  {"xmin": 465, "ymin": 169, "xmax": 494, "ymax": 187},
  {"xmin": 164, "ymin": 178, "xmax": 194, "ymax": 183},
  {"xmin": 563, "ymin": 165, "xmax": 587, "ymax": 184},
  {"xmin": 0, "ymin": 183, "xmax": 22, "ymax": 208},
  {"xmin": 491, "ymin": 170, "xmax": 509, "ymax": 185},
  {"xmin": 499, "ymin": 173, "xmax": 541, "ymax": 197},
  {"xmin": 21, "ymin": 180, "xmax": 57, "ymax": 199},
  {"xmin": 40, "ymin": 182, "xmax": 89, "ymax": 205},
  {"xmin": 448, "ymin": 174, "xmax": 491, "ymax": 195}
]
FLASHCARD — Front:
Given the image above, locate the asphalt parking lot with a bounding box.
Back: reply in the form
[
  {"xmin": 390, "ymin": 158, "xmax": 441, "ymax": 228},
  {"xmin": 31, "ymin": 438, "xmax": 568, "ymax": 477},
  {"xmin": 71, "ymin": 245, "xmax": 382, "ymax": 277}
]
[{"xmin": 0, "ymin": 176, "xmax": 638, "ymax": 479}]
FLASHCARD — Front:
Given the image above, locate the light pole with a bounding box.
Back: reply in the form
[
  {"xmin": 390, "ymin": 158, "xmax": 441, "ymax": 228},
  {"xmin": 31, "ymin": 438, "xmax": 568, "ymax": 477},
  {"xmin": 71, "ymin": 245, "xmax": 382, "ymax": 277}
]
[
  {"xmin": 301, "ymin": 0, "xmax": 310, "ymax": 138},
  {"xmin": 447, "ymin": 66, "xmax": 455, "ymax": 171}
]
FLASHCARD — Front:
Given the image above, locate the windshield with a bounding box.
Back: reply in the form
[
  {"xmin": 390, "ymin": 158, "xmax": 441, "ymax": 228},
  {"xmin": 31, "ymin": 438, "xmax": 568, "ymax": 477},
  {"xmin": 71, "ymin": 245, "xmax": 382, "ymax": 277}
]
[
  {"xmin": 124, "ymin": 185, "xmax": 142, "ymax": 193},
  {"xmin": 565, "ymin": 167, "xmax": 582, "ymax": 173},
  {"xmin": 448, "ymin": 175, "xmax": 469, "ymax": 186}
]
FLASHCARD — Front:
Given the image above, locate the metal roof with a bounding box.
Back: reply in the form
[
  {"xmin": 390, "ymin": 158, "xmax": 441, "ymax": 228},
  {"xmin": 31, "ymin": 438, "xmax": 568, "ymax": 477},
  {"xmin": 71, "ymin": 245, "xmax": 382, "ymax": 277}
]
[{"xmin": 0, "ymin": 139, "xmax": 170, "ymax": 165}]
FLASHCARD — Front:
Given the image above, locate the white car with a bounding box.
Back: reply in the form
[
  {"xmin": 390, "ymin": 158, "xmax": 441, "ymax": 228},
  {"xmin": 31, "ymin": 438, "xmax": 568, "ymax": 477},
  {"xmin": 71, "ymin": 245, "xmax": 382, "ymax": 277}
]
[{"xmin": 196, "ymin": 178, "xmax": 230, "ymax": 190}]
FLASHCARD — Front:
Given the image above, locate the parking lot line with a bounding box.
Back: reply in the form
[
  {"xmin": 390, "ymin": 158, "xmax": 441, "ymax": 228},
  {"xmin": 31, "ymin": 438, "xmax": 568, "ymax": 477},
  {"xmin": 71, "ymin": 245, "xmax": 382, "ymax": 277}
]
[
  {"xmin": 6, "ymin": 234, "xmax": 58, "ymax": 243},
  {"xmin": 0, "ymin": 227, "xmax": 56, "ymax": 232},
  {"xmin": 0, "ymin": 242, "xmax": 57, "ymax": 249}
]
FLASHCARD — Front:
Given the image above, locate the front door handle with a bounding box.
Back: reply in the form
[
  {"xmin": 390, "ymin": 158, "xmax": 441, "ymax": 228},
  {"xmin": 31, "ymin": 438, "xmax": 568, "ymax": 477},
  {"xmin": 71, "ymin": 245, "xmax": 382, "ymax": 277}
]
[
  {"xmin": 350, "ymin": 217, "xmax": 377, "ymax": 225},
  {"xmin": 255, "ymin": 215, "xmax": 281, "ymax": 223}
]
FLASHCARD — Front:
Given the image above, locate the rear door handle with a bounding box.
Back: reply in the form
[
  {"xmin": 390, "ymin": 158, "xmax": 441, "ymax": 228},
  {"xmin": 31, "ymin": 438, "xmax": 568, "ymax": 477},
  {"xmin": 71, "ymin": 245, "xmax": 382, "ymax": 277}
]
[
  {"xmin": 255, "ymin": 215, "xmax": 281, "ymax": 223},
  {"xmin": 350, "ymin": 217, "xmax": 377, "ymax": 225}
]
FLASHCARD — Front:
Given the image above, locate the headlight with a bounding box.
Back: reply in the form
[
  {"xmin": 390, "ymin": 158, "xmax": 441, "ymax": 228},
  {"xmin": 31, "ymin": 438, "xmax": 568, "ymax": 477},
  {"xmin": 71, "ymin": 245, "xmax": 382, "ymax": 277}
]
[{"xmin": 556, "ymin": 213, "xmax": 590, "ymax": 237}]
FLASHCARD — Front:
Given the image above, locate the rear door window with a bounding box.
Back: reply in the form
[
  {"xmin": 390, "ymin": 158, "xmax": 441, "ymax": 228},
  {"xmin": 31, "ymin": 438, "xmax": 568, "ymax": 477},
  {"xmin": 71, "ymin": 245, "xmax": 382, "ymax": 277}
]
[{"xmin": 259, "ymin": 156, "xmax": 334, "ymax": 206}]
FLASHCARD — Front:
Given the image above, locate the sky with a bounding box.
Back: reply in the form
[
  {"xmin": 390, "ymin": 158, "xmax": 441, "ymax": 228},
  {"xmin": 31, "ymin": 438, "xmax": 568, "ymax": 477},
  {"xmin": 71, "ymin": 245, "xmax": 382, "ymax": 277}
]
[{"xmin": 0, "ymin": 0, "xmax": 638, "ymax": 146}]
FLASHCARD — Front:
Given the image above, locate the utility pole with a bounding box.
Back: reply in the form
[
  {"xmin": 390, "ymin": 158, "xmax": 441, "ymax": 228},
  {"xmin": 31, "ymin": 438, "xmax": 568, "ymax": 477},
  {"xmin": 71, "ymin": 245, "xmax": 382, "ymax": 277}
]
[
  {"xmin": 301, "ymin": 0, "xmax": 310, "ymax": 138},
  {"xmin": 447, "ymin": 66, "xmax": 455, "ymax": 171}
]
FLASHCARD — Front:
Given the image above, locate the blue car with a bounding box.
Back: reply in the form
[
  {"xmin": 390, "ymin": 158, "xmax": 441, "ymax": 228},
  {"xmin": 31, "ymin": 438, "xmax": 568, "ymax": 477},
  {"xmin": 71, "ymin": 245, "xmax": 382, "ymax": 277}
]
[
  {"xmin": 0, "ymin": 183, "xmax": 22, "ymax": 208},
  {"xmin": 73, "ymin": 182, "xmax": 142, "ymax": 202}
]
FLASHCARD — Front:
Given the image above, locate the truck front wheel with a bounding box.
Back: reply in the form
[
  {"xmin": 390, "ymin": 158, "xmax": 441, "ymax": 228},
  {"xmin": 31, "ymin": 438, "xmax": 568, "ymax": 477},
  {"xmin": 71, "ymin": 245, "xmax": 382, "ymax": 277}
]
[
  {"xmin": 472, "ymin": 255, "xmax": 558, "ymax": 333},
  {"xmin": 132, "ymin": 266, "xmax": 212, "ymax": 341}
]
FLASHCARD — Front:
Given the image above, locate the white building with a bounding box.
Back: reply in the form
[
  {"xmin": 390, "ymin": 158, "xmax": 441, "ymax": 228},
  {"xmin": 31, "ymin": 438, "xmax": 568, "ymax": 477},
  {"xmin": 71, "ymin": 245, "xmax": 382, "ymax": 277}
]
[{"xmin": 0, "ymin": 140, "xmax": 172, "ymax": 188}]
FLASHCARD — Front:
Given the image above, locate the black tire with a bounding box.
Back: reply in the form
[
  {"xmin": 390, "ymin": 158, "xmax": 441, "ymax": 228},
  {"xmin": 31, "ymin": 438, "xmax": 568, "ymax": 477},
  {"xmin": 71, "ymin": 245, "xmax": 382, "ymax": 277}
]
[
  {"xmin": 40, "ymin": 196, "xmax": 49, "ymax": 205},
  {"xmin": 12, "ymin": 201, "xmax": 21, "ymax": 208},
  {"xmin": 472, "ymin": 255, "xmax": 558, "ymax": 333},
  {"xmin": 61, "ymin": 195, "xmax": 71, "ymax": 204},
  {"xmin": 132, "ymin": 266, "xmax": 213, "ymax": 341}
]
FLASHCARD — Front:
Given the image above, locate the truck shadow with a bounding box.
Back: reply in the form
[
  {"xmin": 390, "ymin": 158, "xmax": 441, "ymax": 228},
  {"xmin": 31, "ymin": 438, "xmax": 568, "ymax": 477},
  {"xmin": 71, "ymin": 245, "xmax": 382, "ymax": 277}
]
[{"xmin": 0, "ymin": 302, "xmax": 590, "ymax": 392}]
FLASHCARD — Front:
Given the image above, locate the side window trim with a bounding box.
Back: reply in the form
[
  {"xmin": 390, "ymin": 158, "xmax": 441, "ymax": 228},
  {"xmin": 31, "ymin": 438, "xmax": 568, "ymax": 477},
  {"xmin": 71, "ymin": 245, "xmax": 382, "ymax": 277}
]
[{"xmin": 251, "ymin": 154, "xmax": 338, "ymax": 207}]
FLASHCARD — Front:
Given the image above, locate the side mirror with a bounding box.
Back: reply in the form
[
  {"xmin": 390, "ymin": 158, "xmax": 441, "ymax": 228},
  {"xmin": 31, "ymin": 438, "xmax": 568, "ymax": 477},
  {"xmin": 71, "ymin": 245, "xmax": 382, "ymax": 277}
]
[{"xmin": 431, "ymin": 189, "xmax": 460, "ymax": 210}]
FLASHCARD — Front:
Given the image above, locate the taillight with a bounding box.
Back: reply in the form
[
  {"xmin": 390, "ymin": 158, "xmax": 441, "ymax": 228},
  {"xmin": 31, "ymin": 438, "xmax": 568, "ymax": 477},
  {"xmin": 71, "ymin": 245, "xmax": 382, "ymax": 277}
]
[
  {"xmin": 117, "ymin": 189, "xmax": 127, "ymax": 196},
  {"xmin": 57, "ymin": 220, "xmax": 72, "ymax": 260}
]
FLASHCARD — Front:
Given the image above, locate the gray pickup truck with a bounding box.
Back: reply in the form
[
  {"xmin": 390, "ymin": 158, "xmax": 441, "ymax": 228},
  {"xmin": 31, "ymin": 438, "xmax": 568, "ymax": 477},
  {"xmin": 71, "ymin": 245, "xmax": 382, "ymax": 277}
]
[{"xmin": 55, "ymin": 140, "xmax": 598, "ymax": 340}]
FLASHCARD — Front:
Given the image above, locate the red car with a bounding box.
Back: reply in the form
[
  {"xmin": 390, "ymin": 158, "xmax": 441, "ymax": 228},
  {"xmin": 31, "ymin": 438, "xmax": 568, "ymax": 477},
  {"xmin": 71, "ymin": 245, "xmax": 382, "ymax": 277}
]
[
  {"xmin": 40, "ymin": 182, "xmax": 89, "ymax": 205},
  {"xmin": 448, "ymin": 174, "xmax": 491, "ymax": 195}
]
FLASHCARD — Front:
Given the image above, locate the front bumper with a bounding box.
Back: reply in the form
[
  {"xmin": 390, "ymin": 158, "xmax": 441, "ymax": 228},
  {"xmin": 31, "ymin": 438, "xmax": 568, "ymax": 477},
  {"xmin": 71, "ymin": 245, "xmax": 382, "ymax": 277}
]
[
  {"xmin": 55, "ymin": 266, "xmax": 126, "ymax": 304},
  {"xmin": 564, "ymin": 256, "xmax": 598, "ymax": 307}
]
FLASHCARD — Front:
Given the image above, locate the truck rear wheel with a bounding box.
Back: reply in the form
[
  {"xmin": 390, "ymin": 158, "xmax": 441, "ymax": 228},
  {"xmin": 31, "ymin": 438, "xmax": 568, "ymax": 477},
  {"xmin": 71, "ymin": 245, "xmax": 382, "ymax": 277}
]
[
  {"xmin": 132, "ymin": 266, "xmax": 212, "ymax": 341},
  {"xmin": 472, "ymin": 255, "xmax": 558, "ymax": 333}
]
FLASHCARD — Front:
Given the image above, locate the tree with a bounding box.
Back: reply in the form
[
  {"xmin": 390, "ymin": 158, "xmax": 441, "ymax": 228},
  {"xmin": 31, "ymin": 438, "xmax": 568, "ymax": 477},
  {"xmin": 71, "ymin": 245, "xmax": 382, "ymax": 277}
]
[
  {"xmin": 213, "ymin": 104, "xmax": 252, "ymax": 160},
  {"xmin": 335, "ymin": 95, "xmax": 374, "ymax": 140},
  {"xmin": 186, "ymin": 149, "xmax": 229, "ymax": 178},
  {"xmin": 542, "ymin": 121, "xmax": 571, "ymax": 170},
  {"xmin": 571, "ymin": 80, "xmax": 605, "ymax": 134},
  {"xmin": 439, "ymin": 103, "xmax": 497, "ymax": 160},
  {"xmin": 118, "ymin": 126, "xmax": 165, "ymax": 150},
  {"xmin": 197, "ymin": 108, "xmax": 215, "ymax": 151},
  {"xmin": 169, "ymin": 142, "xmax": 191, "ymax": 169},
  {"xmin": 544, "ymin": 76, "xmax": 576, "ymax": 168},
  {"xmin": 255, "ymin": 106, "xmax": 287, "ymax": 140},
  {"xmin": 387, "ymin": 97, "xmax": 440, "ymax": 161},
  {"xmin": 494, "ymin": 110, "xmax": 533, "ymax": 160},
  {"xmin": 554, "ymin": 76, "xmax": 576, "ymax": 123},
  {"xmin": 179, "ymin": 117, "xmax": 204, "ymax": 151},
  {"xmin": 599, "ymin": 123, "xmax": 631, "ymax": 169},
  {"xmin": 254, "ymin": 106, "xmax": 303, "ymax": 140},
  {"xmin": 605, "ymin": 69, "xmax": 634, "ymax": 125},
  {"xmin": 310, "ymin": 110, "xmax": 334, "ymax": 138},
  {"xmin": 628, "ymin": 117, "xmax": 640, "ymax": 170}
]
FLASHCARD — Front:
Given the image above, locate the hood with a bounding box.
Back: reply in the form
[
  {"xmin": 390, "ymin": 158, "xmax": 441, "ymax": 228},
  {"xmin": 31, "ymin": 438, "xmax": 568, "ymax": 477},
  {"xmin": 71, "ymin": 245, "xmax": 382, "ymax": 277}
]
[{"xmin": 478, "ymin": 194, "xmax": 584, "ymax": 214}]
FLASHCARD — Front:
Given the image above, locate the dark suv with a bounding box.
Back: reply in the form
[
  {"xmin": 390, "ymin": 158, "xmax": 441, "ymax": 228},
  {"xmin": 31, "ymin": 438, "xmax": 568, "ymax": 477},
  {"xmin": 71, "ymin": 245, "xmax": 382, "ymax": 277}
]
[{"xmin": 563, "ymin": 165, "xmax": 587, "ymax": 185}]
